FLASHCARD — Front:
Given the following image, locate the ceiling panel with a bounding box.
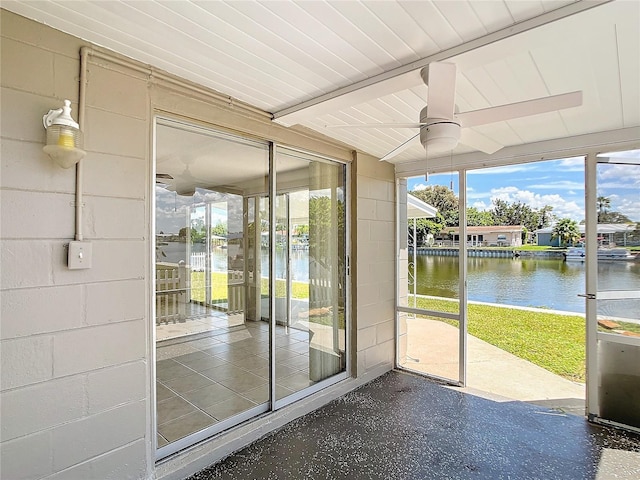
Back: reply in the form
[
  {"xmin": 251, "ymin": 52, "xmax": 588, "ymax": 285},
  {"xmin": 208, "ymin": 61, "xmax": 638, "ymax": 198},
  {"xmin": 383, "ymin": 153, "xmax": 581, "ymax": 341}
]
[
  {"xmin": 363, "ymin": 1, "xmax": 439, "ymax": 56},
  {"xmin": 470, "ymin": 1, "xmax": 515, "ymax": 32},
  {"xmin": 433, "ymin": 0, "xmax": 488, "ymax": 42},
  {"xmin": 616, "ymin": 17, "xmax": 640, "ymax": 126},
  {"xmin": 506, "ymin": 0, "xmax": 547, "ymax": 22},
  {"xmin": 2, "ymin": 0, "xmax": 638, "ymax": 165},
  {"xmin": 398, "ymin": 0, "xmax": 461, "ymax": 51},
  {"xmin": 296, "ymin": 2, "xmax": 396, "ymax": 76}
]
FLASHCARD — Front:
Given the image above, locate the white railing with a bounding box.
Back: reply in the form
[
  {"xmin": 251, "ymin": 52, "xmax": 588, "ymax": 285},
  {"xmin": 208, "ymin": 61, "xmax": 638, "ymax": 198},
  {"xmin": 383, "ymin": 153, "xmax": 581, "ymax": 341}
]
[
  {"xmin": 310, "ymin": 277, "xmax": 332, "ymax": 309},
  {"xmin": 228, "ymin": 270, "xmax": 244, "ymax": 314},
  {"xmin": 156, "ymin": 263, "xmax": 187, "ymax": 324},
  {"xmin": 190, "ymin": 252, "xmax": 206, "ymax": 271},
  {"xmin": 157, "ymin": 258, "xmax": 245, "ymax": 319}
]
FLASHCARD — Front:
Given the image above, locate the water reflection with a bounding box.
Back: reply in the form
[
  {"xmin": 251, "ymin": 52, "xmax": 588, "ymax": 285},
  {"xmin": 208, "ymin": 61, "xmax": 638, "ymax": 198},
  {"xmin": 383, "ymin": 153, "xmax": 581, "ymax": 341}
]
[
  {"xmin": 159, "ymin": 242, "xmax": 310, "ymax": 280},
  {"xmin": 411, "ymin": 255, "xmax": 640, "ymax": 313},
  {"xmin": 160, "ymin": 241, "xmax": 639, "ymax": 314}
]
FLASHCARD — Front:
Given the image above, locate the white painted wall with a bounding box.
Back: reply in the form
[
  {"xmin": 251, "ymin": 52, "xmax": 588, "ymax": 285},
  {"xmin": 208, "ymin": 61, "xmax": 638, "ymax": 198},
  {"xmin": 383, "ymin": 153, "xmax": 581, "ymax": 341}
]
[
  {"xmin": 354, "ymin": 156, "xmax": 396, "ymax": 372},
  {"xmin": 1, "ymin": 9, "xmax": 397, "ymax": 480},
  {"xmin": 0, "ymin": 10, "xmax": 150, "ymax": 480}
]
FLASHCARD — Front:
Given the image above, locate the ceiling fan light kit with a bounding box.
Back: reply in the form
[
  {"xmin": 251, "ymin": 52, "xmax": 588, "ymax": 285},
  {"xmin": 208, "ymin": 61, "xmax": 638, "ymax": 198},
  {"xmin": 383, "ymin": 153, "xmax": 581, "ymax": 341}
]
[
  {"xmin": 418, "ymin": 105, "xmax": 461, "ymax": 153},
  {"xmin": 421, "ymin": 120, "xmax": 461, "ymax": 153}
]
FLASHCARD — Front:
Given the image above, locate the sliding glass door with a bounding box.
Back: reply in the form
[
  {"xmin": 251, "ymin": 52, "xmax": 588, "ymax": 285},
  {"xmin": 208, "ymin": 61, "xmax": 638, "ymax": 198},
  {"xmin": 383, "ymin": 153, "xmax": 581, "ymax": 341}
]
[
  {"xmin": 154, "ymin": 119, "xmax": 349, "ymax": 458},
  {"xmin": 273, "ymin": 148, "xmax": 348, "ymax": 405}
]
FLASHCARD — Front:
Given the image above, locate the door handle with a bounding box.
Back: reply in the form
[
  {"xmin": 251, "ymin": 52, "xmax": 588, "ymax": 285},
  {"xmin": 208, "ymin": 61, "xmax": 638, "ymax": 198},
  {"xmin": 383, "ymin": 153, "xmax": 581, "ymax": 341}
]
[{"xmin": 577, "ymin": 293, "xmax": 596, "ymax": 299}]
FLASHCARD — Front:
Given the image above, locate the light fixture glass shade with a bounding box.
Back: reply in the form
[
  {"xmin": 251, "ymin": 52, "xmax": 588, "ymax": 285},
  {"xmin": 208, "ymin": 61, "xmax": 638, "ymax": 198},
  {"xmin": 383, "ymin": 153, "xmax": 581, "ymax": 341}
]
[
  {"xmin": 420, "ymin": 121, "xmax": 461, "ymax": 153},
  {"xmin": 43, "ymin": 100, "xmax": 86, "ymax": 168}
]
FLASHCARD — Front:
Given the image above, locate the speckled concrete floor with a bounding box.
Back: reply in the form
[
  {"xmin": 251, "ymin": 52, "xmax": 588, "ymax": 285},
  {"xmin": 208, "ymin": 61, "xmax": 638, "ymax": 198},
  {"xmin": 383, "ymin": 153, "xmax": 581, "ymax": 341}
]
[{"xmin": 188, "ymin": 371, "xmax": 640, "ymax": 480}]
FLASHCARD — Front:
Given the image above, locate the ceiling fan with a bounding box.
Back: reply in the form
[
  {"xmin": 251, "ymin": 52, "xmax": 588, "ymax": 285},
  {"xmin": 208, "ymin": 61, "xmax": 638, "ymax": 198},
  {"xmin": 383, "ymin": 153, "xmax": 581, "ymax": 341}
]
[
  {"xmin": 329, "ymin": 62, "xmax": 583, "ymax": 162},
  {"xmin": 156, "ymin": 161, "xmax": 200, "ymax": 196}
]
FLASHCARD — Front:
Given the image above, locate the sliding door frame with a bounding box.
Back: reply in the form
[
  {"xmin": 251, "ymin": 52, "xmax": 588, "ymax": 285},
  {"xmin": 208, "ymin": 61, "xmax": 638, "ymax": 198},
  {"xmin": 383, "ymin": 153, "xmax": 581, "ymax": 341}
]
[{"xmin": 153, "ymin": 120, "xmax": 352, "ymax": 459}]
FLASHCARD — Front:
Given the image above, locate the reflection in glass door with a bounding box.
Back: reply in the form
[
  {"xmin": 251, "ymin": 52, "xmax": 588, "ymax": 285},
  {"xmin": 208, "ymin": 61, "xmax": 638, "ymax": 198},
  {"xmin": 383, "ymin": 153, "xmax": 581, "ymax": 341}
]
[
  {"xmin": 273, "ymin": 148, "xmax": 348, "ymax": 404},
  {"xmin": 154, "ymin": 119, "xmax": 270, "ymax": 457},
  {"xmin": 154, "ymin": 119, "xmax": 349, "ymax": 458},
  {"xmin": 587, "ymin": 151, "xmax": 640, "ymax": 431}
]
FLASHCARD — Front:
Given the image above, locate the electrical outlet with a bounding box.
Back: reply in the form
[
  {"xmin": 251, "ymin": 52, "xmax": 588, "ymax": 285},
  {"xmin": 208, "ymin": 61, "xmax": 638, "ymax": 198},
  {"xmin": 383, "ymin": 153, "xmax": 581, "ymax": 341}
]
[{"xmin": 68, "ymin": 241, "xmax": 92, "ymax": 269}]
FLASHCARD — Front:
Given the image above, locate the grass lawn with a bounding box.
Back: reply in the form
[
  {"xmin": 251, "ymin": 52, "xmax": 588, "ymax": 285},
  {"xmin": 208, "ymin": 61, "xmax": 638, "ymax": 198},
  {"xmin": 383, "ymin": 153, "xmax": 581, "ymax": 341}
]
[
  {"xmin": 190, "ymin": 272, "xmax": 310, "ymax": 303},
  {"xmin": 186, "ymin": 273, "xmax": 612, "ymax": 383},
  {"xmin": 601, "ymin": 320, "xmax": 640, "ymax": 335},
  {"xmin": 415, "ymin": 297, "xmax": 586, "ymax": 382},
  {"xmin": 515, "ymin": 245, "xmax": 565, "ymax": 252}
]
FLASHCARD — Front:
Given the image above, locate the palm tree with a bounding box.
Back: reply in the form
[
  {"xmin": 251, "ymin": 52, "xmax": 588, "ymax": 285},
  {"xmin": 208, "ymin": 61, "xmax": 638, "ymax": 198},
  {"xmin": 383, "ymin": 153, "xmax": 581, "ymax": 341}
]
[
  {"xmin": 597, "ymin": 196, "xmax": 611, "ymax": 222},
  {"xmin": 552, "ymin": 218, "xmax": 581, "ymax": 247}
]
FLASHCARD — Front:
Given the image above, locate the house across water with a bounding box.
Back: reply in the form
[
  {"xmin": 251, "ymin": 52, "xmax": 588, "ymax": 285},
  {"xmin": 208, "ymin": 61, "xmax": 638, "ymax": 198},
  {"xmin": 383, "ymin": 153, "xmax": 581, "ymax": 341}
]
[
  {"xmin": 437, "ymin": 226, "xmax": 525, "ymax": 247},
  {"xmin": 536, "ymin": 223, "xmax": 638, "ymax": 247}
]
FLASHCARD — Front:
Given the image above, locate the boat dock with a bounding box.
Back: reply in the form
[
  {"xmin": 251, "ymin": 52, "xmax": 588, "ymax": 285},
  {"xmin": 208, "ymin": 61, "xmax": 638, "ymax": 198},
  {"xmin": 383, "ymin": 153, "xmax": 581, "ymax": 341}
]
[
  {"xmin": 411, "ymin": 247, "xmax": 516, "ymax": 258},
  {"xmin": 409, "ymin": 247, "xmax": 568, "ymax": 259}
]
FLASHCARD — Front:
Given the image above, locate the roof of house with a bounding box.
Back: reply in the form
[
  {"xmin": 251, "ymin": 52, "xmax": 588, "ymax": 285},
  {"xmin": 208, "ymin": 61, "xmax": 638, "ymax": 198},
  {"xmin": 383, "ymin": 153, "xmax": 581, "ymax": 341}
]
[
  {"xmin": 535, "ymin": 223, "xmax": 637, "ymax": 234},
  {"xmin": 442, "ymin": 226, "xmax": 524, "ymax": 234}
]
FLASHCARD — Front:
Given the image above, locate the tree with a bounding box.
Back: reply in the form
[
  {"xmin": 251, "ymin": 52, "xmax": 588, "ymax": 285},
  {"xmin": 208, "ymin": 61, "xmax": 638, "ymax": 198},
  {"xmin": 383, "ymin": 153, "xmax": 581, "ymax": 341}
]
[
  {"xmin": 410, "ymin": 186, "xmax": 459, "ymax": 227},
  {"xmin": 211, "ymin": 221, "xmax": 227, "ymax": 237},
  {"xmin": 490, "ymin": 198, "xmax": 512, "ymax": 225},
  {"xmin": 309, "ymin": 196, "xmax": 345, "ymax": 264},
  {"xmin": 466, "ymin": 207, "xmax": 494, "ymax": 226},
  {"xmin": 552, "ymin": 218, "xmax": 581, "ymax": 247},
  {"xmin": 489, "ymin": 199, "xmax": 542, "ymax": 232},
  {"xmin": 410, "ymin": 214, "xmax": 446, "ymax": 246},
  {"xmin": 597, "ymin": 196, "xmax": 611, "ymax": 222},
  {"xmin": 598, "ymin": 211, "xmax": 633, "ymax": 224},
  {"xmin": 594, "ymin": 196, "xmax": 633, "ymax": 223},
  {"xmin": 538, "ymin": 205, "xmax": 555, "ymax": 228}
]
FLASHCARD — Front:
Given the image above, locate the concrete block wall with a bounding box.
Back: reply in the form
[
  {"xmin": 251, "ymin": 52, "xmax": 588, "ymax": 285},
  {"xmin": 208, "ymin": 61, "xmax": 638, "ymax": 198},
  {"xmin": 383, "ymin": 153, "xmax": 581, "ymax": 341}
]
[
  {"xmin": 354, "ymin": 154, "xmax": 396, "ymax": 375},
  {"xmin": 1, "ymin": 9, "xmax": 399, "ymax": 480},
  {"xmin": 1, "ymin": 10, "xmax": 150, "ymax": 480},
  {"xmin": 396, "ymin": 178, "xmax": 409, "ymax": 365}
]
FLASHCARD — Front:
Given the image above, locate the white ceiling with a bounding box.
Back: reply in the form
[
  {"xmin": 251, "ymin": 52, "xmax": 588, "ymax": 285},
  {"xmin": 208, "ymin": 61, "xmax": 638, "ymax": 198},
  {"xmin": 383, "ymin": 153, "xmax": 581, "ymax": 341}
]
[{"xmin": 4, "ymin": 0, "xmax": 639, "ymax": 165}]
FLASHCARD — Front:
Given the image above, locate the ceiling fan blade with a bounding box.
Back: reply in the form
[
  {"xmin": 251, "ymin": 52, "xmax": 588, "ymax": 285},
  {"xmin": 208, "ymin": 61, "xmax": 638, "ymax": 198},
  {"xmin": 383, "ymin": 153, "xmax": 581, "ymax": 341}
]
[
  {"xmin": 379, "ymin": 131, "xmax": 421, "ymax": 162},
  {"xmin": 457, "ymin": 91, "xmax": 583, "ymax": 128},
  {"xmin": 459, "ymin": 129, "xmax": 503, "ymax": 154},
  {"xmin": 426, "ymin": 62, "xmax": 457, "ymax": 120},
  {"xmin": 326, "ymin": 123, "xmax": 426, "ymax": 129}
]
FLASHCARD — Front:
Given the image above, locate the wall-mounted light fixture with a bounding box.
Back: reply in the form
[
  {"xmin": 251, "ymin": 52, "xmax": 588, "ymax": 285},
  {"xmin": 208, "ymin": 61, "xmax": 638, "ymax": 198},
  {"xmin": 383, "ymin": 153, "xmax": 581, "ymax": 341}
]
[{"xmin": 43, "ymin": 99, "xmax": 86, "ymax": 168}]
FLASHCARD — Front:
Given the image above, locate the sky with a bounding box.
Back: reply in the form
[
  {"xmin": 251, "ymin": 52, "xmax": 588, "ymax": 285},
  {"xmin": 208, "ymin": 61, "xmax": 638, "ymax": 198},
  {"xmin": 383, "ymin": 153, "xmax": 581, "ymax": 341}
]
[
  {"xmin": 407, "ymin": 154, "xmax": 640, "ymax": 223},
  {"xmin": 157, "ymin": 153, "xmax": 639, "ymax": 234}
]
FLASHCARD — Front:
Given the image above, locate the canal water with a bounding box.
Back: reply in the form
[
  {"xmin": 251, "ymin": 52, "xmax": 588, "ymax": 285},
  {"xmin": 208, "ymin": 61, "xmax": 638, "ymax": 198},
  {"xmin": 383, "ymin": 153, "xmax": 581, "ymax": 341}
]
[
  {"xmin": 158, "ymin": 242, "xmax": 310, "ymax": 281},
  {"xmin": 411, "ymin": 255, "xmax": 640, "ymax": 314},
  {"xmin": 159, "ymin": 242, "xmax": 639, "ymax": 314}
]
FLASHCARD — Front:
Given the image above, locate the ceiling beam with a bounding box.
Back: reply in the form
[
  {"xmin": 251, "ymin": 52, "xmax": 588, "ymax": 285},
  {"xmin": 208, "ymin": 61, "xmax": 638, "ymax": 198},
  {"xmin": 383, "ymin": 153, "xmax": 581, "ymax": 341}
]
[
  {"xmin": 273, "ymin": 0, "xmax": 612, "ymax": 127},
  {"xmin": 393, "ymin": 127, "xmax": 640, "ymax": 177}
]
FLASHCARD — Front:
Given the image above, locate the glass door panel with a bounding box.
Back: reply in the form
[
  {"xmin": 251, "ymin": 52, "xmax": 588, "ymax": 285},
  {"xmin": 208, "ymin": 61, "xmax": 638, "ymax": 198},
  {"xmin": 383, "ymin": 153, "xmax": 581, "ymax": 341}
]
[
  {"xmin": 591, "ymin": 152, "xmax": 640, "ymax": 430},
  {"xmin": 154, "ymin": 119, "xmax": 269, "ymax": 456},
  {"xmin": 397, "ymin": 175, "xmax": 462, "ymax": 384},
  {"xmin": 274, "ymin": 148, "xmax": 347, "ymax": 401},
  {"xmin": 154, "ymin": 120, "xmax": 350, "ymax": 457}
]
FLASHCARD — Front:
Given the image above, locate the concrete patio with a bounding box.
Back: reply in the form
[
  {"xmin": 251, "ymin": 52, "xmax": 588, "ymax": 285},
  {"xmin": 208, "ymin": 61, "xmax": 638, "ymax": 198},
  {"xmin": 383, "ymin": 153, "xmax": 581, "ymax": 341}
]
[
  {"xmin": 402, "ymin": 318, "xmax": 586, "ymax": 415},
  {"xmin": 187, "ymin": 370, "xmax": 639, "ymax": 480}
]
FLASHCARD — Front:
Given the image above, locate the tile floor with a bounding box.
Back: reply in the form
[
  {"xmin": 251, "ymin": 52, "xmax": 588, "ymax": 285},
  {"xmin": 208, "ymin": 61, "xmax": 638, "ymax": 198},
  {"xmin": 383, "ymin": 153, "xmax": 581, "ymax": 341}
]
[{"xmin": 156, "ymin": 314, "xmax": 314, "ymax": 447}]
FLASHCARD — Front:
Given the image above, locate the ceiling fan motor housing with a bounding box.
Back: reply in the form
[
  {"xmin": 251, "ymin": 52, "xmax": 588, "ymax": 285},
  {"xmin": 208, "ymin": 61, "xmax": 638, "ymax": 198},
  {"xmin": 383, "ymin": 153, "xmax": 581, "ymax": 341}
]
[{"xmin": 419, "ymin": 107, "xmax": 461, "ymax": 152}]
